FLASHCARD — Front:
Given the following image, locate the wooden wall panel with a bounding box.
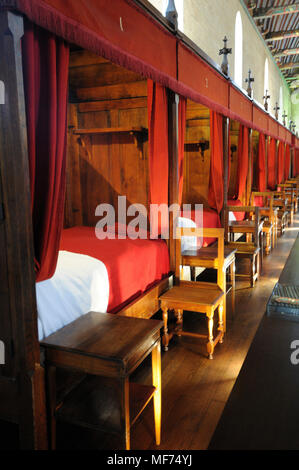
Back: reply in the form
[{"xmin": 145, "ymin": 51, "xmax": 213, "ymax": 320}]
[{"xmin": 182, "ymin": 101, "xmax": 211, "ymax": 207}]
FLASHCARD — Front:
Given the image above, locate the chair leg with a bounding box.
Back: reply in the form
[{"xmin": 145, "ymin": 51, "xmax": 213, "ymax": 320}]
[
  {"xmin": 174, "ymin": 309, "xmax": 183, "ymax": 336},
  {"xmin": 218, "ymin": 302, "xmax": 225, "ymax": 343},
  {"xmin": 206, "ymin": 309, "xmax": 214, "ymax": 360},
  {"xmin": 162, "ymin": 307, "xmax": 170, "ymax": 351},
  {"xmin": 250, "ymin": 256, "xmax": 255, "ymax": 288}
]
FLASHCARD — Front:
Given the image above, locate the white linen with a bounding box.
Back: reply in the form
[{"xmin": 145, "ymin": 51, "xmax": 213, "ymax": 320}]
[
  {"xmin": 36, "ymin": 251, "xmax": 109, "ymax": 341},
  {"xmin": 177, "ymin": 216, "xmax": 204, "ymax": 281},
  {"xmin": 177, "ymin": 216, "xmax": 198, "ymax": 252}
]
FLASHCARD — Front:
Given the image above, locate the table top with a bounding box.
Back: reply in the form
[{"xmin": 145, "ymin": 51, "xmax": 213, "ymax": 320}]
[
  {"xmin": 41, "ymin": 312, "xmax": 163, "ymax": 366},
  {"xmin": 182, "ymin": 246, "xmax": 236, "ymax": 260}
]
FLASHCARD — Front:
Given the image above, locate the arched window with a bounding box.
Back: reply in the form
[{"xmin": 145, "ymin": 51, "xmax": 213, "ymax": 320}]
[
  {"xmin": 264, "ymin": 58, "xmax": 269, "ymax": 96},
  {"xmin": 234, "ymin": 11, "xmax": 243, "ymax": 87},
  {"xmin": 163, "ymin": 0, "xmax": 184, "ymax": 32}
]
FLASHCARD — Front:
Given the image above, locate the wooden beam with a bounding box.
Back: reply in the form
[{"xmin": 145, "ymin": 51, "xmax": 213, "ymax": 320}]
[
  {"xmin": 221, "ymin": 117, "xmax": 229, "ymax": 226},
  {"xmin": 253, "ymin": 3, "xmax": 299, "ymax": 20},
  {"xmin": 0, "ymin": 10, "xmax": 47, "ymax": 449},
  {"xmin": 75, "ymin": 81, "xmax": 147, "ymax": 102},
  {"xmin": 279, "ymin": 61, "xmax": 299, "ymax": 71},
  {"xmin": 168, "ymin": 90, "xmax": 179, "ymax": 274},
  {"xmin": 246, "ymin": 129, "xmax": 253, "ymax": 205},
  {"xmin": 273, "ymin": 48, "xmax": 299, "ymax": 58},
  {"xmin": 265, "ymin": 30, "xmax": 299, "ymax": 42}
]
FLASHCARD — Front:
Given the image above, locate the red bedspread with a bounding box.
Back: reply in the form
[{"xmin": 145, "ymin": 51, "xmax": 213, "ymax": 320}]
[{"xmin": 60, "ymin": 227, "xmax": 170, "ymax": 313}]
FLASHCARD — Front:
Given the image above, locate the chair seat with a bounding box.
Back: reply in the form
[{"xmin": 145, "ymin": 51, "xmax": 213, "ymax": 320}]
[
  {"xmin": 262, "ymin": 221, "xmax": 273, "ymax": 231},
  {"xmin": 160, "ymin": 284, "xmax": 224, "ymax": 309},
  {"xmin": 227, "ymin": 242, "xmax": 260, "ymax": 255}
]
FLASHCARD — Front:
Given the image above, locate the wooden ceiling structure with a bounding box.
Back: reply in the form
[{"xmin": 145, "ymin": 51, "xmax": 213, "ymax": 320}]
[{"xmin": 245, "ymin": 0, "xmax": 299, "ymax": 89}]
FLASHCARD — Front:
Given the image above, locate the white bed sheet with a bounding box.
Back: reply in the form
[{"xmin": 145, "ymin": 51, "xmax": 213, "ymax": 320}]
[{"xmin": 36, "ymin": 251, "xmax": 109, "ymax": 341}]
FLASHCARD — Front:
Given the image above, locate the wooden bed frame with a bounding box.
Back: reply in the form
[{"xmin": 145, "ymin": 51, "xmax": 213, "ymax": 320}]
[{"xmin": 0, "ymin": 1, "xmax": 297, "ymax": 450}]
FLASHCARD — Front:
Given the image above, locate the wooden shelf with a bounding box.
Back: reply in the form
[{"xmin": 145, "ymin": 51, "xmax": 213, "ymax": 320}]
[
  {"xmin": 56, "ymin": 375, "xmax": 155, "ymax": 435},
  {"xmin": 73, "ymin": 126, "xmax": 148, "ymax": 136},
  {"xmin": 73, "ymin": 127, "xmax": 148, "ymax": 160}
]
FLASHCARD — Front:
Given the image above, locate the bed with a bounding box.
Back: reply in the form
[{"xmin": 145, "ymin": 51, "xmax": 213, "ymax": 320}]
[{"xmin": 36, "ymin": 226, "xmax": 170, "ymax": 340}]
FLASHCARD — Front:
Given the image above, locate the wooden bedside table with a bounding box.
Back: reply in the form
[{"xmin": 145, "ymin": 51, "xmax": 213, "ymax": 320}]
[{"xmin": 41, "ymin": 312, "xmax": 163, "ymax": 450}]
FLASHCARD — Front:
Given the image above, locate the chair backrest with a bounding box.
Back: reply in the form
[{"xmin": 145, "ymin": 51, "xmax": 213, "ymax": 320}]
[
  {"xmin": 175, "ymin": 227, "xmax": 224, "ymax": 290},
  {"xmin": 224, "ymin": 205, "xmax": 260, "ymax": 248},
  {"xmin": 250, "ymin": 191, "xmax": 273, "ymax": 209}
]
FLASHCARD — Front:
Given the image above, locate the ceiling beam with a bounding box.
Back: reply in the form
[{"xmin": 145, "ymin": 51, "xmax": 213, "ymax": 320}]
[
  {"xmin": 274, "ymin": 48, "xmax": 299, "ymax": 58},
  {"xmin": 253, "ymin": 3, "xmax": 299, "ymax": 20},
  {"xmin": 285, "ymin": 74, "xmax": 299, "ymax": 81},
  {"xmin": 265, "ymin": 29, "xmax": 299, "ymax": 42},
  {"xmin": 279, "ymin": 61, "xmax": 299, "ymax": 71}
]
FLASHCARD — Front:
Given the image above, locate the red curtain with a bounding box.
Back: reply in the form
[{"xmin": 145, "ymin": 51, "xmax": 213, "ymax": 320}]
[
  {"xmin": 296, "ymin": 150, "xmax": 299, "ymax": 176},
  {"xmin": 148, "ymin": 80, "xmax": 169, "ymax": 233},
  {"xmin": 208, "ymin": 111, "xmax": 223, "ymax": 213},
  {"xmin": 267, "ymin": 137, "xmax": 276, "ymax": 190},
  {"xmin": 285, "ymin": 145, "xmax": 291, "ymax": 180},
  {"xmin": 22, "ymin": 20, "xmax": 69, "ymax": 282},
  {"xmin": 257, "ymin": 133, "xmax": 266, "ymax": 192},
  {"xmin": 178, "ymin": 96, "xmax": 187, "ymax": 206},
  {"xmin": 235, "ymin": 125, "xmax": 249, "ymax": 200},
  {"xmin": 277, "ymin": 141, "xmax": 285, "ymax": 184}
]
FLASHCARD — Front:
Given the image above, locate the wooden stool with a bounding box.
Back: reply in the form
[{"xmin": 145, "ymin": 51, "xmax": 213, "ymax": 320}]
[
  {"xmin": 159, "ymin": 228, "xmax": 225, "ymax": 359},
  {"xmin": 41, "ymin": 312, "xmax": 163, "ymax": 450}
]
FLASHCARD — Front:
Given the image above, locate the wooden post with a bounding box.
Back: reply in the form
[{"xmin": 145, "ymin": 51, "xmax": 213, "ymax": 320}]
[
  {"xmin": 221, "ymin": 116, "xmax": 229, "ymax": 226},
  {"xmin": 275, "ymin": 140, "xmax": 279, "ymax": 186},
  {"xmin": 168, "ymin": 90, "xmax": 179, "ymax": 274},
  {"xmin": 246, "ymin": 129, "xmax": 253, "ymax": 205},
  {"xmin": 0, "ymin": 10, "xmax": 48, "ymax": 449},
  {"xmin": 265, "ymin": 135, "xmax": 268, "ymax": 189}
]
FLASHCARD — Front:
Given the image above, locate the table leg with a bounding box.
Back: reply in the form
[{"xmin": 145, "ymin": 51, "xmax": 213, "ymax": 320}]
[
  {"xmin": 46, "ymin": 365, "xmax": 57, "ymax": 451},
  {"xmin": 162, "ymin": 307, "xmax": 170, "ymax": 351},
  {"xmin": 152, "ymin": 340, "xmax": 161, "ymax": 446},
  {"xmin": 119, "ymin": 376, "xmax": 130, "ymax": 450},
  {"xmin": 230, "ymin": 259, "xmax": 235, "ymax": 318}
]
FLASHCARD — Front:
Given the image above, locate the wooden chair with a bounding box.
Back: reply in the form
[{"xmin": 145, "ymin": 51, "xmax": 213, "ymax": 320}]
[
  {"xmin": 278, "ymin": 184, "xmax": 296, "ymax": 221},
  {"xmin": 272, "ymin": 191, "xmax": 289, "ymax": 235},
  {"xmin": 181, "ymin": 245, "xmax": 236, "ymax": 319},
  {"xmin": 159, "ymin": 228, "xmax": 225, "ymax": 359},
  {"xmin": 224, "ymin": 206, "xmax": 262, "ymax": 288},
  {"xmin": 250, "ymin": 191, "xmax": 275, "ymax": 254},
  {"xmin": 286, "ymin": 180, "xmax": 299, "ymax": 213}
]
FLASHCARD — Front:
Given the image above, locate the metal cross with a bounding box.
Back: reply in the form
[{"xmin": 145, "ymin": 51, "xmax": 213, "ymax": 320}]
[
  {"xmin": 273, "ymin": 102, "xmax": 280, "ymax": 120},
  {"xmin": 245, "ymin": 69, "xmax": 254, "ymax": 98},
  {"xmin": 219, "ymin": 36, "xmax": 232, "ymax": 76},
  {"xmin": 263, "ymin": 90, "xmax": 270, "ymax": 111},
  {"xmin": 166, "ymin": 0, "xmax": 178, "ymax": 30},
  {"xmin": 282, "ymin": 111, "xmax": 287, "ymax": 127},
  {"xmin": 289, "ymin": 119, "xmax": 294, "ymax": 131}
]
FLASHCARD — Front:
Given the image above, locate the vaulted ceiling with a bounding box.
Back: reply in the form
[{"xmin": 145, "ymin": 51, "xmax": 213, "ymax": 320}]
[{"xmin": 245, "ymin": 0, "xmax": 299, "ymax": 89}]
